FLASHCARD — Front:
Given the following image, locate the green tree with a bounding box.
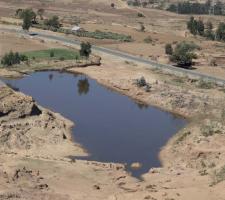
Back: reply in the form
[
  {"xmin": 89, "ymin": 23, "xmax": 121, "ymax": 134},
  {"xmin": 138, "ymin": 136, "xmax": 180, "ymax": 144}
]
[
  {"xmin": 197, "ymin": 19, "xmax": 205, "ymax": 36},
  {"xmin": 1, "ymin": 51, "xmax": 28, "ymax": 66},
  {"xmin": 44, "ymin": 16, "xmax": 61, "ymax": 29},
  {"xmin": 20, "ymin": 9, "xmax": 37, "ymax": 30},
  {"xmin": 187, "ymin": 16, "xmax": 198, "ymax": 35},
  {"xmin": 216, "ymin": 22, "xmax": 225, "ymax": 41},
  {"xmin": 165, "ymin": 43, "xmax": 173, "ymax": 55},
  {"xmin": 20, "ymin": 9, "xmax": 37, "ymax": 23},
  {"xmin": 204, "ymin": 21, "xmax": 215, "ymax": 40},
  {"xmin": 170, "ymin": 41, "xmax": 198, "ymax": 68},
  {"xmin": 79, "ymin": 42, "xmax": 92, "ymax": 58},
  {"xmin": 22, "ymin": 13, "xmax": 32, "ymax": 30}
]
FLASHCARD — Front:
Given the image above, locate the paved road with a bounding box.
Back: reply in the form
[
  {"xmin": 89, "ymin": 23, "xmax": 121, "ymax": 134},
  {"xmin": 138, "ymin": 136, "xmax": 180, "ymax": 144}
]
[{"xmin": 1, "ymin": 27, "xmax": 225, "ymax": 85}]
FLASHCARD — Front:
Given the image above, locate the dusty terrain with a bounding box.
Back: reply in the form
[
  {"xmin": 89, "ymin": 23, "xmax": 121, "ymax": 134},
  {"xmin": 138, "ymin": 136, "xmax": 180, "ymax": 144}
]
[
  {"xmin": 1, "ymin": 1, "xmax": 225, "ymax": 199},
  {"xmin": 0, "ymin": 30, "xmax": 225, "ymax": 199},
  {"xmin": 1, "ymin": 0, "xmax": 225, "ymax": 79}
]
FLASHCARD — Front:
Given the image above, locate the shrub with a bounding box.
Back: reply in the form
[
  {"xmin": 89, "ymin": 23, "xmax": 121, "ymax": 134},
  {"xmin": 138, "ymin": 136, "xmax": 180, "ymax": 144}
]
[
  {"xmin": 135, "ymin": 76, "xmax": 151, "ymax": 92},
  {"xmin": 137, "ymin": 12, "xmax": 145, "ymax": 17},
  {"xmin": 1, "ymin": 51, "xmax": 28, "ymax": 66},
  {"xmin": 44, "ymin": 16, "xmax": 61, "ymax": 29},
  {"xmin": 197, "ymin": 80, "xmax": 214, "ymax": 89}
]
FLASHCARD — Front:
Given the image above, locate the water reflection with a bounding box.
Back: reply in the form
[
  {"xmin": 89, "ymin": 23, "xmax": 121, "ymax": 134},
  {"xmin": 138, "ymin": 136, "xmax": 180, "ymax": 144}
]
[
  {"xmin": 48, "ymin": 74, "xmax": 54, "ymax": 81},
  {"xmin": 135, "ymin": 102, "xmax": 149, "ymax": 110},
  {"xmin": 6, "ymin": 83, "xmax": 20, "ymax": 91},
  {"xmin": 77, "ymin": 78, "xmax": 90, "ymax": 95}
]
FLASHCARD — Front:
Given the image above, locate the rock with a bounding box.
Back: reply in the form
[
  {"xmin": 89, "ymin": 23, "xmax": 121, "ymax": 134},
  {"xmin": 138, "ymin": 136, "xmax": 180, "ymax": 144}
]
[
  {"xmin": 93, "ymin": 185, "xmax": 100, "ymax": 190},
  {"xmin": 130, "ymin": 162, "xmax": 142, "ymax": 169},
  {"xmin": 149, "ymin": 168, "xmax": 161, "ymax": 174}
]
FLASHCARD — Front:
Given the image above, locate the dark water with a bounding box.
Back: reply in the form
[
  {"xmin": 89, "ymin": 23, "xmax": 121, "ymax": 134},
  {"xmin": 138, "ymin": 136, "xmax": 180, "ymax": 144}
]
[{"xmin": 3, "ymin": 71, "xmax": 186, "ymax": 178}]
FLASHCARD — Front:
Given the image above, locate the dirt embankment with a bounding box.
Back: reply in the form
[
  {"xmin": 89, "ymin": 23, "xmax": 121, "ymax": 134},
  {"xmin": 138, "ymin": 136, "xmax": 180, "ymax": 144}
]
[
  {"xmin": 0, "ymin": 86, "xmax": 134, "ymax": 200},
  {"xmin": 68, "ymin": 56, "xmax": 225, "ymax": 199}
]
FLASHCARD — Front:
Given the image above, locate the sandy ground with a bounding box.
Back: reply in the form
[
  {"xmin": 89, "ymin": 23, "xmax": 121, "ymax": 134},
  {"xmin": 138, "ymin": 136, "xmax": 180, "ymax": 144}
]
[
  {"xmin": 1, "ymin": 0, "xmax": 225, "ymax": 79},
  {"xmin": 0, "ymin": 1, "xmax": 225, "ymax": 198},
  {"xmin": 0, "ymin": 30, "xmax": 225, "ymax": 199}
]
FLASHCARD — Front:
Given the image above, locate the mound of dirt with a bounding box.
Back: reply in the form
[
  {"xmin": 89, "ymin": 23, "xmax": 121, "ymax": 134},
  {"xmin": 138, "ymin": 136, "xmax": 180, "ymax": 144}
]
[{"xmin": 0, "ymin": 87, "xmax": 73, "ymax": 151}]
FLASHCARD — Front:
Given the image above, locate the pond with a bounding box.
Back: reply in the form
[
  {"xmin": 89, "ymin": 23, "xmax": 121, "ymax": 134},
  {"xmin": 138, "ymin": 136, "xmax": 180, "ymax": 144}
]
[{"xmin": 3, "ymin": 71, "xmax": 186, "ymax": 178}]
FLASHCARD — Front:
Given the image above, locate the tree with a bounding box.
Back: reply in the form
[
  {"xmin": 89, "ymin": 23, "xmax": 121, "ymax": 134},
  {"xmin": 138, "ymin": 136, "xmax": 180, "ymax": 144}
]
[
  {"xmin": 170, "ymin": 41, "xmax": 198, "ymax": 68},
  {"xmin": 37, "ymin": 8, "xmax": 45, "ymax": 20},
  {"xmin": 22, "ymin": 13, "xmax": 32, "ymax": 30},
  {"xmin": 1, "ymin": 51, "xmax": 28, "ymax": 66},
  {"xmin": 205, "ymin": 21, "xmax": 215, "ymax": 40},
  {"xmin": 20, "ymin": 9, "xmax": 37, "ymax": 30},
  {"xmin": 44, "ymin": 16, "xmax": 61, "ymax": 29},
  {"xmin": 79, "ymin": 42, "xmax": 92, "ymax": 58},
  {"xmin": 165, "ymin": 44, "xmax": 173, "ymax": 55},
  {"xmin": 20, "ymin": 9, "xmax": 37, "ymax": 23},
  {"xmin": 187, "ymin": 16, "xmax": 198, "ymax": 35},
  {"xmin": 216, "ymin": 22, "xmax": 225, "ymax": 41},
  {"xmin": 197, "ymin": 19, "xmax": 205, "ymax": 36}
]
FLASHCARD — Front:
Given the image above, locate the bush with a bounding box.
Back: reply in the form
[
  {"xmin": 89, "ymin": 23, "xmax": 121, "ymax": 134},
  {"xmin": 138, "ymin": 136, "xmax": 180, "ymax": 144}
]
[
  {"xmin": 165, "ymin": 43, "xmax": 173, "ymax": 55},
  {"xmin": 135, "ymin": 76, "xmax": 151, "ymax": 92},
  {"xmin": 1, "ymin": 51, "xmax": 28, "ymax": 66},
  {"xmin": 137, "ymin": 12, "xmax": 145, "ymax": 17}
]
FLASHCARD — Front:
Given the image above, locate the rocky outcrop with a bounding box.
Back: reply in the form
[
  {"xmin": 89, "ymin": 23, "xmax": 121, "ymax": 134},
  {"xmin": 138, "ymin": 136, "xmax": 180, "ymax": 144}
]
[{"xmin": 0, "ymin": 86, "xmax": 73, "ymax": 151}]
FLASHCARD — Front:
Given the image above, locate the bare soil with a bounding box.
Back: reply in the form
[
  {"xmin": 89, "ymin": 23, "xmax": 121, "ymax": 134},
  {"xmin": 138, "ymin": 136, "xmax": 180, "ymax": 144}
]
[{"xmin": 0, "ymin": 2, "xmax": 225, "ymax": 199}]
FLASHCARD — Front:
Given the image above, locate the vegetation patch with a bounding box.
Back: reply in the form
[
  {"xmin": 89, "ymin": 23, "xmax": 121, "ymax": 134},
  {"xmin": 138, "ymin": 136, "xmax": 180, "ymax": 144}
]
[
  {"xmin": 23, "ymin": 48, "xmax": 80, "ymax": 61},
  {"xmin": 197, "ymin": 80, "xmax": 214, "ymax": 89},
  {"xmin": 175, "ymin": 131, "xmax": 191, "ymax": 144},
  {"xmin": 1, "ymin": 51, "xmax": 28, "ymax": 66},
  {"xmin": 201, "ymin": 121, "xmax": 223, "ymax": 137},
  {"xmin": 211, "ymin": 165, "xmax": 225, "ymax": 185},
  {"xmin": 167, "ymin": 1, "xmax": 225, "ymax": 15},
  {"xmin": 134, "ymin": 76, "xmax": 151, "ymax": 92}
]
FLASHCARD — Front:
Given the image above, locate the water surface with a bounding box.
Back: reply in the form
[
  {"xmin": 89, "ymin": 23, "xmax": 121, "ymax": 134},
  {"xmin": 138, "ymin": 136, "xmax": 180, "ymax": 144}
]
[{"xmin": 3, "ymin": 71, "xmax": 186, "ymax": 177}]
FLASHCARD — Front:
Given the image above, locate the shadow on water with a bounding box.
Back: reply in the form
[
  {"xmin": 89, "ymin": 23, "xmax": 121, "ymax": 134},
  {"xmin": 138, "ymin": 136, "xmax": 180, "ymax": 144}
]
[{"xmin": 2, "ymin": 71, "xmax": 186, "ymax": 179}]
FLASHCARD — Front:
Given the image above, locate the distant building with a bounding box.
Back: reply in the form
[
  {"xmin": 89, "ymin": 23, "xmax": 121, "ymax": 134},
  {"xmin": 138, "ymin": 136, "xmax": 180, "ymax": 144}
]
[{"xmin": 71, "ymin": 26, "xmax": 81, "ymax": 32}]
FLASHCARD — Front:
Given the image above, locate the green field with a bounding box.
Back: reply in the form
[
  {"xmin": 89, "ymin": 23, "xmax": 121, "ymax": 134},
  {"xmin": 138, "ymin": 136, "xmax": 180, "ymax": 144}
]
[{"xmin": 24, "ymin": 48, "xmax": 80, "ymax": 61}]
